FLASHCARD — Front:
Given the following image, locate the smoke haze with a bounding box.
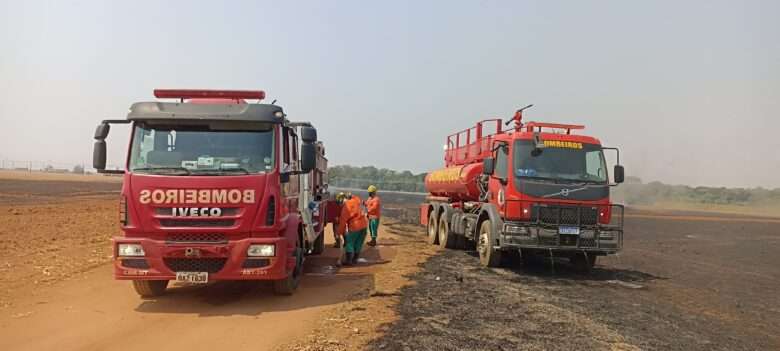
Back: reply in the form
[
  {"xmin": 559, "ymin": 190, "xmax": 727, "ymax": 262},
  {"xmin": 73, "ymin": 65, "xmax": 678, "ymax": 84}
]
[{"xmin": 0, "ymin": 1, "xmax": 778, "ymax": 188}]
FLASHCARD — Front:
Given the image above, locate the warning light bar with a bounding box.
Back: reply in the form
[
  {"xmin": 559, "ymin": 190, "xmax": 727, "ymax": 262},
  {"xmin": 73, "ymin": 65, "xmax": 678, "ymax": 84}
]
[
  {"xmin": 524, "ymin": 122, "xmax": 584, "ymax": 134},
  {"xmin": 153, "ymin": 89, "xmax": 265, "ymax": 100}
]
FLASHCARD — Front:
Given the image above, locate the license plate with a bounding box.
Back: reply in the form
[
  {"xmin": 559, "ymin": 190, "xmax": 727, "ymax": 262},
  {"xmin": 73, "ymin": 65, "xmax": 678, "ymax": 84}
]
[
  {"xmin": 175, "ymin": 272, "xmax": 208, "ymax": 284},
  {"xmin": 558, "ymin": 226, "xmax": 580, "ymax": 235}
]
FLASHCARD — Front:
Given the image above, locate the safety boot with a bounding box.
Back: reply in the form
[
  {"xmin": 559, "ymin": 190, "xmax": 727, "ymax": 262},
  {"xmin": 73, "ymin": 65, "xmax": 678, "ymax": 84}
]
[
  {"xmin": 368, "ymin": 238, "xmax": 377, "ymax": 247},
  {"xmin": 342, "ymin": 252, "xmax": 354, "ymax": 266},
  {"xmin": 352, "ymin": 252, "xmax": 360, "ymax": 265}
]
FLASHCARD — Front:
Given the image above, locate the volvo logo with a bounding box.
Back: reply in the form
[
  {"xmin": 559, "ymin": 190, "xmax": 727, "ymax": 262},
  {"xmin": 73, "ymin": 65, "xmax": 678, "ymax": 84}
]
[{"xmin": 542, "ymin": 187, "xmax": 588, "ymax": 198}]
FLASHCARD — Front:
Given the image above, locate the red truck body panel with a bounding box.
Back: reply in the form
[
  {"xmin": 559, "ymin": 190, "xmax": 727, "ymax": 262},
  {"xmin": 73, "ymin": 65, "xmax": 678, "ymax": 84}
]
[{"xmin": 114, "ymin": 171, "xmax": 299, "ymax": 281}]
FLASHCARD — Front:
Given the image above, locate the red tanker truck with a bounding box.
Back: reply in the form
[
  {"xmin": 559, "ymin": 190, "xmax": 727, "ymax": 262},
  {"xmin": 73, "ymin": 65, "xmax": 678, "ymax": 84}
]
[
  {"xmin": 420, "ymin": 105, "xmax": 625, "ymax": 271},
  {"xmin": 92, "ymin": 89, "xmax": 333, "ymax": 296}
]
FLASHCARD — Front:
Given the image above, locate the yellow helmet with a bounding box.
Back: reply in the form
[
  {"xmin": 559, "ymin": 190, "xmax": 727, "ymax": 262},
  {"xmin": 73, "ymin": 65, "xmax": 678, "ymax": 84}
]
[
  {"xmin": 335, "ymin": 192, "xmax": 346, "ymax": 202},
  {"xmin": 367, "ymin": 185, "xmax": 378, "ymax": 193}
]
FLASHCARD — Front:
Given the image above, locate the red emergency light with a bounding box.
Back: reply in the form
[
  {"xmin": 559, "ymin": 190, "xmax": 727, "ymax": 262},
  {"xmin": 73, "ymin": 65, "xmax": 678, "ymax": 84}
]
[{"xmin": 153, "ymin": 89, "xmax": 266, "ymax": 101}]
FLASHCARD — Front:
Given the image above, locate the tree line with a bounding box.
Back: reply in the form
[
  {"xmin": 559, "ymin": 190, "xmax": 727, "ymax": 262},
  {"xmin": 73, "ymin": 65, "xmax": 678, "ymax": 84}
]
[
  {"xmin": 328, "ymin": 166, "xmax": 780, "ymax": 207},
  {"xmin": 614, "ymin": 176, "xmax": 780, "ymax": 206},
  {"xmin": 328, "ymin": 165, "xmax": 427, "ymax": 193}
]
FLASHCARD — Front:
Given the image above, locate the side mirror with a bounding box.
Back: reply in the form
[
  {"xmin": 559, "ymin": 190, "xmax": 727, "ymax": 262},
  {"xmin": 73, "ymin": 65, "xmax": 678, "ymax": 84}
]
[
  {"xmin": 94, "ymin": 123, "xmax": 110, "ymax": 140},
  {"xmin": 614, "ymin": 165, "xmax": 625, "ymax": 184},
  {"xmin": 301, "ymin": 127, "xmax": 317, "ymax": 143},
  {"xmin": 93, "ymin": 140, "xmax": 107, "ymax": 171},
  {"xmin": 300, "ymin": 143, "xmax": 316, "ymax": 173},
  {"xmin": 482, "ymin": 158, "xmax": 495, "ymax": 175}
]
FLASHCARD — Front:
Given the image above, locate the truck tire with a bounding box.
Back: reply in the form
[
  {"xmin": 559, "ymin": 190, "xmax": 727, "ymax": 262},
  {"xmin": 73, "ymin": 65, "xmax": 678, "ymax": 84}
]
[
  {"xmin": 571, "ymin": 253, "xmax": 597, "ymax": 273},
  {"xmin": 437, "ymin": 212, "xmax": 455, "ymax": 249},
  {"xmin": 426, "ymin": 212, "xmax": 439, "ymax": 245},
  {"xmin": 477, "ymin": 220, "xmax": 502, "ymax": 267},
  {"xmin": 310, "ymin": 231, "xmax": 325, "ymax": 255},
  {"xmin": 132, "ymin": 280, "xmax": 168, "ymax": 298},
  {"xmin": 274, "ymin": 247, "xmax": 303, "ymax": 295}
]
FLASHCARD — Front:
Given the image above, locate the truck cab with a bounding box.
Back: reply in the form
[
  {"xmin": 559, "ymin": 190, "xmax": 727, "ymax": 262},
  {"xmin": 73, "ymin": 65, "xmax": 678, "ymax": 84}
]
[{"xmin": 93, "ymin": 89, "xmax": 330, "ymax": 296}]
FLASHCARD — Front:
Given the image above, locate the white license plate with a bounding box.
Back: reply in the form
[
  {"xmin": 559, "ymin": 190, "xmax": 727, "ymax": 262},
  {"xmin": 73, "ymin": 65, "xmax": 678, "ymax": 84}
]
[
  {"xmin": 558, "ymin": 226, "xmax": 580, "ymax": 235},
  {"xmin": 175, "ymin": 272, "xmax": 208, "ymax": 284}
]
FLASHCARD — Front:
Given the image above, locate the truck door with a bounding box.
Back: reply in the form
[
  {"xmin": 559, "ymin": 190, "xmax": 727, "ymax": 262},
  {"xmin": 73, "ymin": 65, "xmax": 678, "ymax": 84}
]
[
  {"xmin": 281, "ymin": 127, "xmax": 300, "ymax": 213},
  {"xmin": 488, "ymin": 141, "xmax": 509, "ymax": 216}
]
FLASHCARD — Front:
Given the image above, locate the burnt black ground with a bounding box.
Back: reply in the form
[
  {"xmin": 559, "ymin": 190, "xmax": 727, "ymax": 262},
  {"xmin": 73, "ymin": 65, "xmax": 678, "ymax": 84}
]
[{"xmin": 367, "ymin": 212, "xmax": 780, "ymax": 351}]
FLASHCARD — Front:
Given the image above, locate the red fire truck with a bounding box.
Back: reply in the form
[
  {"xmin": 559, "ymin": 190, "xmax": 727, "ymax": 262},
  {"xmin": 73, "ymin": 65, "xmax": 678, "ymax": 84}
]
[
  {"xmin": 421, "ymin": 106, "xmax": 625, "ymax": 271},
  {"xmin": 93, "ymin": 89, "xmax": 332, "ymax": 296}
]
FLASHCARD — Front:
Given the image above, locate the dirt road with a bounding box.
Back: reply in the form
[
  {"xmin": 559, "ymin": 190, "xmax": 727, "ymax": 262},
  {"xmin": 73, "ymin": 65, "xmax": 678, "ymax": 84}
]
[
  {"xmin": 0, "ymin": 204, "xmax": 414, "ymax": 351},
  {"xmin": 0, "ymin": 173, "xmax": 432, "ymax": 351}
]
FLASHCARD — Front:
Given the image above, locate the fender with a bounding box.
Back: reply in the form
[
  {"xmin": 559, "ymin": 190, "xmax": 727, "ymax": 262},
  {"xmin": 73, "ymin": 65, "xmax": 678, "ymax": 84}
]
[
  {"xmin": 282, "ymin": 213, "xmax": 302, "ymax": 271},
  {"xmin": 478, "ymin": 204, "xmax": 504, "ymax": 248}
]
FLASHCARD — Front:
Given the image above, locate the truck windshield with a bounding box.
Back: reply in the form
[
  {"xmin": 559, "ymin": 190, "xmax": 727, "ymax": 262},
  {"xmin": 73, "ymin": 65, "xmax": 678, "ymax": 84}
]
[
  {"xmin": 513, "ymin": 140, "xmax": 607, "ymax": 183},
  {"xmin": 128, "ymin": 123, "xmax": 275, "ymax": 175}
]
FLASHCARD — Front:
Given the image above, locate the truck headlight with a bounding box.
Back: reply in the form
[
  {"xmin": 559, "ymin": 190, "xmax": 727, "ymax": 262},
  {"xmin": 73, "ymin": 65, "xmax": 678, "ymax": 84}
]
[
  {"xmin": 247, "ymin": 244, "xmax": 275, "ymax": 257},
  {"xmin": 504, "ymin": 225, "xmax": 529, "ymax": 235},
  {"xmin": 117, "ymin": 244, "xmax": 145, "ymax": 257}
]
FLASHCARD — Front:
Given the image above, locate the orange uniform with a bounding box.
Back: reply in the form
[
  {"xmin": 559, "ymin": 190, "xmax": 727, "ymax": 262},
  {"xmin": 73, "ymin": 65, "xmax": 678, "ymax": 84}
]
[
  {"xmin": 366, "ymin": 196, "xmax": 381, "ymax": 219},
  {"xmin": 336, "ymin": 196, "xmax": 368, "ymax": 236}
]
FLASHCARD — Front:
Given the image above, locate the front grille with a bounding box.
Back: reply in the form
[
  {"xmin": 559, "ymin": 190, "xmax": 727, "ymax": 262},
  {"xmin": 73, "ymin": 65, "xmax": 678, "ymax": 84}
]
[
  {"xmin": 534, "ymin": 206, "xmax": 598, "ymax": 226},
  {"xmin": 121, "ymin": 258, "xmax": 149, "ymax": 269},
  {"xmin": 579, "ymin": 238, "xmax": 597, "ymax": 247},
  {"xmin": 166, "ymin": 233, "xmax": 227, "ymax": 243},
  {"xmin": 163, "ymin": 258, "xmax": 227, "ymax": 273},
  {"xmin": 539, "ymin": 237, "xmax": 558, "ymax": 246},
  {"xmin": 159, "ymin": 219, "xmax": 235, "ymax": 227},
  {"xmin": 560, "ymin": 234, "xmax": 578, "ymax": 246},
  {"xmin": 242, "ymin": 258, "xmax": 270, "ymax": 269}
]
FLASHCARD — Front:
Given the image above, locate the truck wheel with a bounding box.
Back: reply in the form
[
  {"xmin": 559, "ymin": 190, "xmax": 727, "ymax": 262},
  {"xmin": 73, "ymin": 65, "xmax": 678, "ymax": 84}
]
[
  {"xmin": 274, "ymin": 247, "xmax": 303, "ymax": 295},
  {"xmin": 310, "ymin": 232, "xmax": 325, "ymax": 255},
  {"xmin": 132, "ymin": 280, "xmax": 168, "ymax": 298},
  {"xmin": 477, "ymin": 220, "xmax": 502, "ymax": 267},
  {"xmin": 571, "ymin": 253, "xmax": 597, "ymax": 273},
  {"xmin": 426, "ymin": 213, "xmax": 439, "ymax": 245},
  {"xmin": 437, "ymin": 212, "xmax": 455, "ymax": 249}
]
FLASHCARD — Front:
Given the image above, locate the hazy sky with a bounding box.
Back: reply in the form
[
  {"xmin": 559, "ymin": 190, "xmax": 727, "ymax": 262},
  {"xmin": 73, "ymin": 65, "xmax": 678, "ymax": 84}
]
[{"xmin": 1, "ymin": 0, "xmax": 778, "ymax": 188}]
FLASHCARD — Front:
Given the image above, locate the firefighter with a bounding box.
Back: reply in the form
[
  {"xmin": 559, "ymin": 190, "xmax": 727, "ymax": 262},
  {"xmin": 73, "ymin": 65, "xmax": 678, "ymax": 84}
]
[
  {"xmin": 332, "ymin": 192, "xmax": 346, "ymax": 248},
  {"xmin": 336, "ymin": 193, "xmax": 368, "ymax": 266},
  {"xmin": 365, "ymin": 185, "xmax": 381, "ymax": 247}
]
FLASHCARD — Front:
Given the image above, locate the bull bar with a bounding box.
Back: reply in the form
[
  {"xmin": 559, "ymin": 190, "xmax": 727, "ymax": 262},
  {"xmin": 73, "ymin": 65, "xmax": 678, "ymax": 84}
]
[{"xmin": 499, "ymin": 202, "xmax": 624, "ymax": 253}]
